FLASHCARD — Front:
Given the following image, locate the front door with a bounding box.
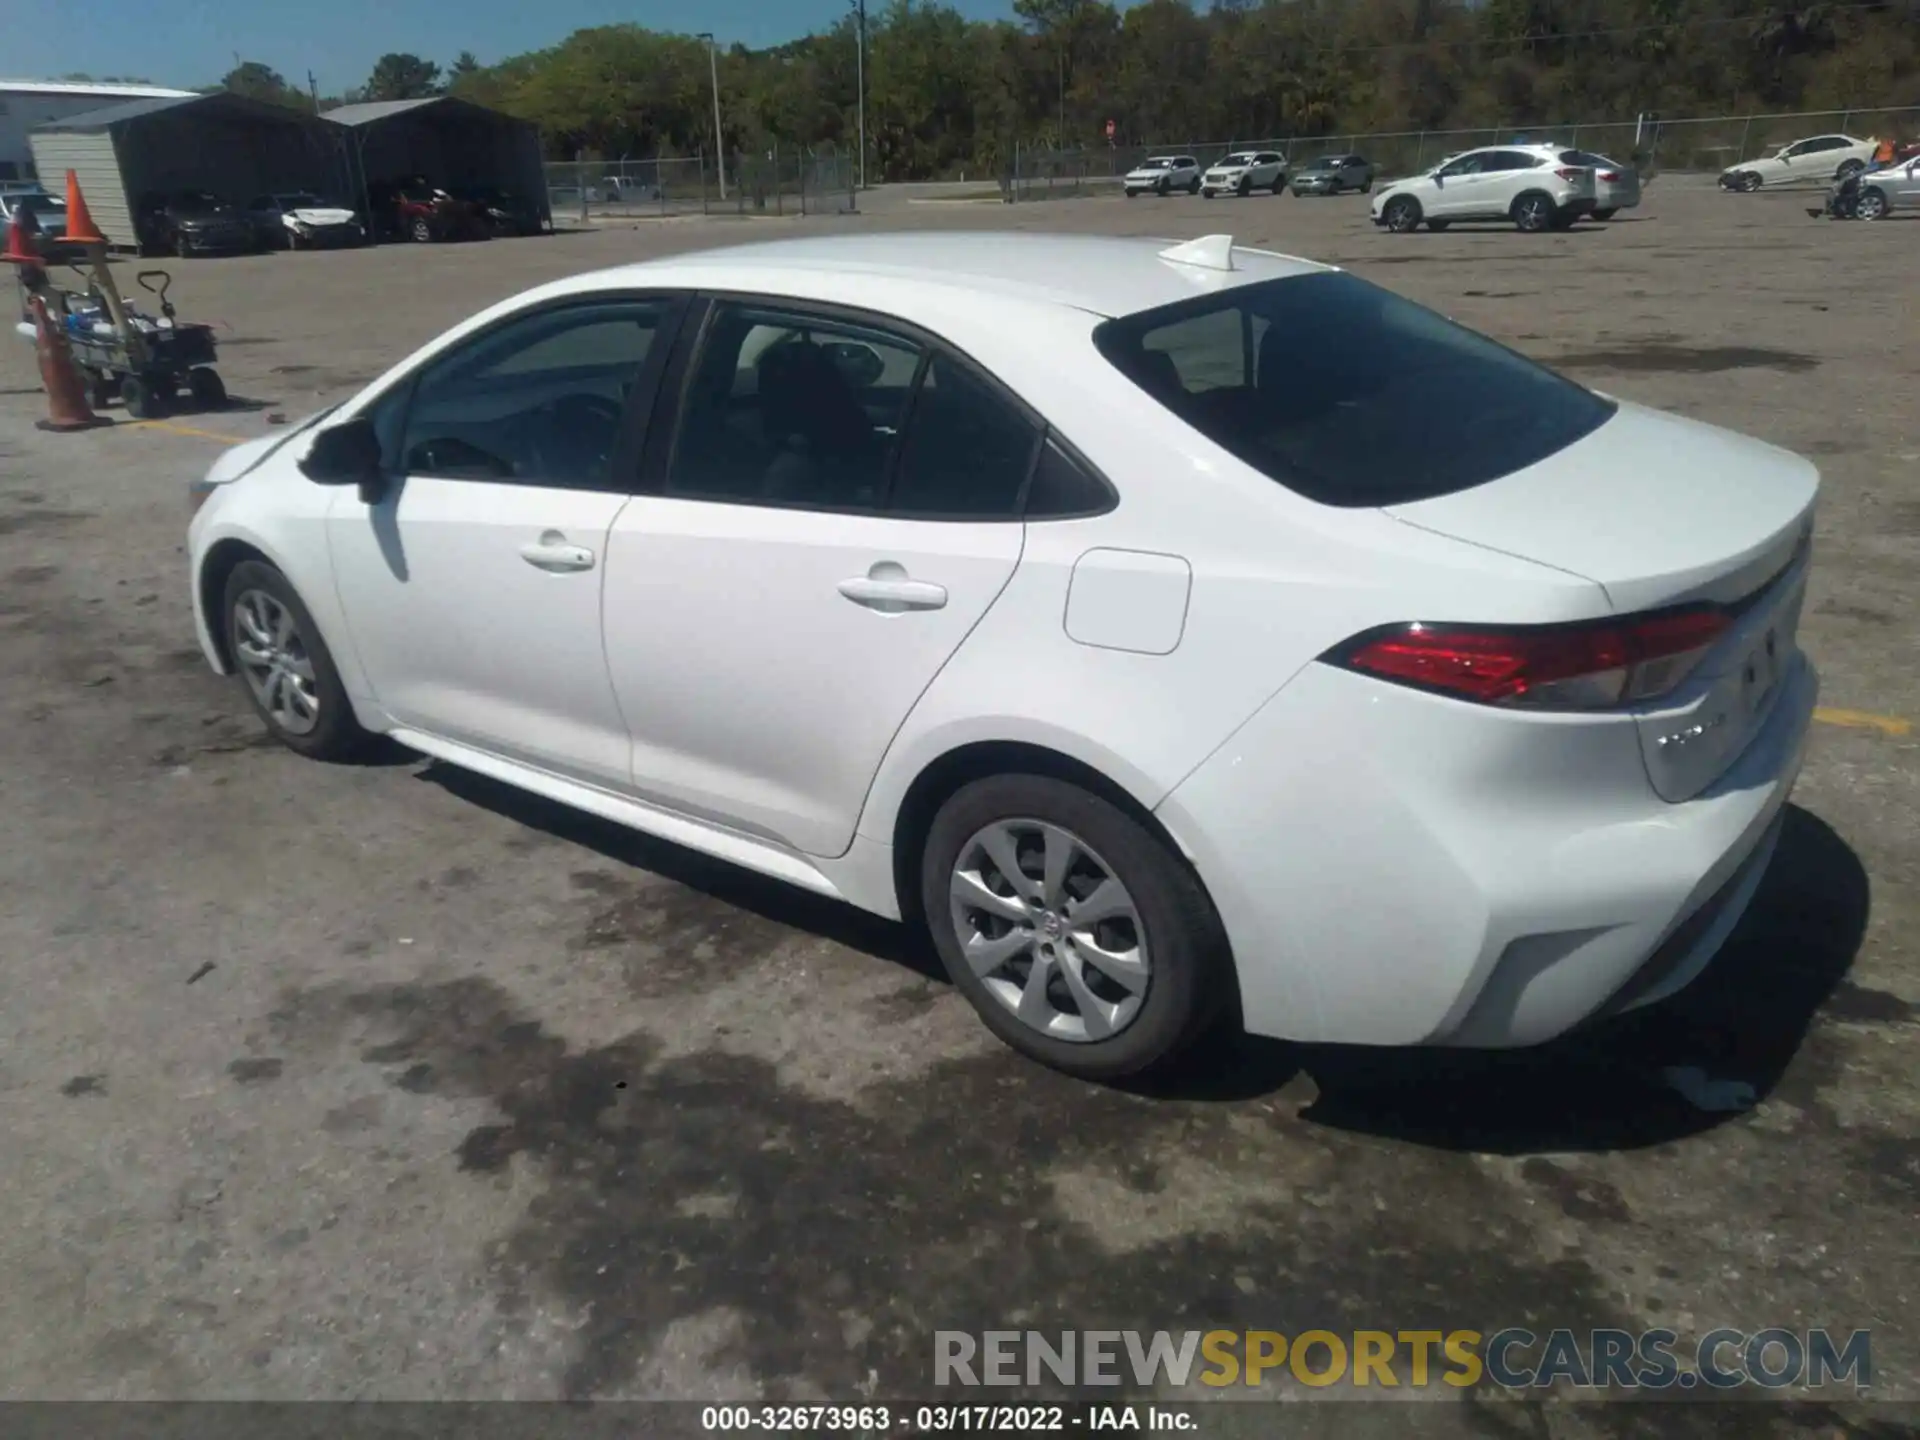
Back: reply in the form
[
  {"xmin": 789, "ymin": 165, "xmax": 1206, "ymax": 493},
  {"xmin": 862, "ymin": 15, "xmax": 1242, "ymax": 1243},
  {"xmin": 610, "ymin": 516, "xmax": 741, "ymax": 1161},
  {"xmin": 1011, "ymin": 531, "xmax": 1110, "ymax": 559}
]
[
  {"xmin": 1428, "ymin": 152, "xmax": 1489, "ymax": 217},
  {"xmin": 326, "ymin": 295, "xmax": 682, "ymax": 789},
  {"xmin": 603, "ymin": 300, "xmax": 1040, "ymax": 857}
]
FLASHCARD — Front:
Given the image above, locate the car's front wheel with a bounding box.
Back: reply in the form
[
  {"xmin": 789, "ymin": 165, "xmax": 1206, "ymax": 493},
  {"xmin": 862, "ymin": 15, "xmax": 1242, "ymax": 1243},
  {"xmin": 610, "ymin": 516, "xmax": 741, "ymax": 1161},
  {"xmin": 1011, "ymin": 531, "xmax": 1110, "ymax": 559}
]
[
  {"xmin": 1381, "ymin": 195, "xmax": 1422, "ymax": 232},
  {"xmin": 1857, "ymin": 187, "xmax": 1890, "ymax": 221},
  {"xmin": 410, "ymin": 216, "xmax": 433, "ymax": 243},
  {"xmin": 222, "ymin": 560, "xmax": 372, "ymax": 761},
  {"xmin": 921, "ymin": 774, "xmax": 1229, "ymax": 1080}
]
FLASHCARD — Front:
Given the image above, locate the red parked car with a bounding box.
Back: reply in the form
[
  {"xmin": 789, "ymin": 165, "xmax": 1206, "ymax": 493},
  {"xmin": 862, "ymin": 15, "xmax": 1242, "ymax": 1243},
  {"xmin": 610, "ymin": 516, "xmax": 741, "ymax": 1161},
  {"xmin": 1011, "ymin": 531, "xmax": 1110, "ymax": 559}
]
[{"xmin": 368, "ymin": 177, "xmax": 489, "ymax": 243}]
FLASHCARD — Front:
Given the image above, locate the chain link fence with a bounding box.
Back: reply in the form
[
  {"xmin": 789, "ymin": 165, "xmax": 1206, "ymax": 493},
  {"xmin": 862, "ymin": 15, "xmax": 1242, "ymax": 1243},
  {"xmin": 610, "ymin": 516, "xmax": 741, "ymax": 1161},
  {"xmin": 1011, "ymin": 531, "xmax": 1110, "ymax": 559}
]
[{"xmin": 545, "ymin": 145, "xmax": 857, "ymax": 223}]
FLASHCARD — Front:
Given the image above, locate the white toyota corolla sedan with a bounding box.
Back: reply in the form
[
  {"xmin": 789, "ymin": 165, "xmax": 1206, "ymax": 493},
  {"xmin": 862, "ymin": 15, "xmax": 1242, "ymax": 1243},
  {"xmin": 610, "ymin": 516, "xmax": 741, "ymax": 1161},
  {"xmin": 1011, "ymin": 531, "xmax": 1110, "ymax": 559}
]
[{"xmin": 186, "ymin": 231, "xmax": 1819, "ymax": 1079}]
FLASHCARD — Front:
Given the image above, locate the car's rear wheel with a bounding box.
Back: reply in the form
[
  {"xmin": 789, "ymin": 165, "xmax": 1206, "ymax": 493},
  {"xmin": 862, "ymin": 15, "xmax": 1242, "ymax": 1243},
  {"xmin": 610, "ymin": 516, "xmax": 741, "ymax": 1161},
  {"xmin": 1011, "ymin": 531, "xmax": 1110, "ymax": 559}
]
[
  {"xmin": 1592, "ymin": 207, "xmax": 1618, "ymax": 220},
  {"xmin": 1857, "ymin": 187, "xmax": 1890, "ymax": 221},
  {"xmin": 222, "ymin": 560, "xmax": 372, "ymax": 761},
  {"xmin": 921, "ymin": 775, "xmax": 1228, "ymax": 1080},
  {"xmin": 1382, "ymin": 195, "xmax": 1421, "ymax": 232},
  {"xmin": 1512, "ymin": 191, "xmax": 1555, "ymax": 232},
  {"xmin": 410, "ymin": 216, "xmax": 433, "ymax": 243},
  {"xmin": 1836, "ymin": 159, "xmax": 1866, "ymax": 182}
]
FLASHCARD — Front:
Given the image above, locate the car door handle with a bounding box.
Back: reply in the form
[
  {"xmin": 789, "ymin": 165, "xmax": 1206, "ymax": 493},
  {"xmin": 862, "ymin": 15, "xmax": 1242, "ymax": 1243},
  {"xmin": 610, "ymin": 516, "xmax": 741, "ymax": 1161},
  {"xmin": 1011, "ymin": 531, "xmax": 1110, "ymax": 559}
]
[
  {"xmin": 520, "ymin": 533, "xmax": 596, "ymax": 573},
  {"xmin": 837, "ymin": 575, "xmax": 948, "ymax": 612}
]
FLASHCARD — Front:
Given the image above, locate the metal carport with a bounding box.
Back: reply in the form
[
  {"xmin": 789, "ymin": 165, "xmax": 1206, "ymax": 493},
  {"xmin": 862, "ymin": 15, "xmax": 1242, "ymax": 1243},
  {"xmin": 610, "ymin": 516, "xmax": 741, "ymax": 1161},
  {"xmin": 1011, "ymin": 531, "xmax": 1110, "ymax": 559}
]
[
  {"xmin": 29, "ymin": 92, "xmax": 348, "ymax": 253},
  {"xmin": 326, "ymin": 97, "xmax": 551, "ymax": 238}
]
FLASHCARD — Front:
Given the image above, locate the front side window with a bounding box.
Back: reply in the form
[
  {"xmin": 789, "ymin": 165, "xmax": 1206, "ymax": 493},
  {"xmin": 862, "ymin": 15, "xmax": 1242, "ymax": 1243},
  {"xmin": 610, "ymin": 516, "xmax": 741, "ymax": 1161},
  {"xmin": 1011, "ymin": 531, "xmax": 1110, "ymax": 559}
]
[
  {"xmin": 1438, "ymin": 153, "xmax": 1486, "ymax": 177},
  {"xmin": 1093, "ymin": 272, "xmax": 1617, "ymax": 508},
  {"xmin": 667, "ymin": 302, "xmax": 922, "ymax": 509},
  {"xmin": 398, "ymin": 299, "xmax": 667, "ymax": 488}
]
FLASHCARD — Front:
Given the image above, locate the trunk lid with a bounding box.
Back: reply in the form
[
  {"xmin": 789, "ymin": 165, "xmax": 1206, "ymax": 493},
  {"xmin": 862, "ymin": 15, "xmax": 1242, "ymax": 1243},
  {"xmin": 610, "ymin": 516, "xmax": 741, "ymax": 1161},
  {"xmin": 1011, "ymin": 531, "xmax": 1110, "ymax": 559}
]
[{"xmin": 1386, "ymin": 400, "xmax": 1819, "ymax": 801}]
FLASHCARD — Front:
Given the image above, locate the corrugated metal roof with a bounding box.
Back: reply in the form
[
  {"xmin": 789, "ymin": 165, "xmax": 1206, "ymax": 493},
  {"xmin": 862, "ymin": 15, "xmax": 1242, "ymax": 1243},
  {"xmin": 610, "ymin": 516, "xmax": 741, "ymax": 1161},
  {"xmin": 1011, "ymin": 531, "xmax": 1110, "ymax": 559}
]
[
  {"xmin": 35, "ymin": 91, "xmax": 325, "ymax": 133},
  {"xmin": 324, "ymin": 99, "xmax": 446, "ymax": 125},
  {"xmin": 0, "ymin": 80, "xmax": 194, "ymax": 99}
]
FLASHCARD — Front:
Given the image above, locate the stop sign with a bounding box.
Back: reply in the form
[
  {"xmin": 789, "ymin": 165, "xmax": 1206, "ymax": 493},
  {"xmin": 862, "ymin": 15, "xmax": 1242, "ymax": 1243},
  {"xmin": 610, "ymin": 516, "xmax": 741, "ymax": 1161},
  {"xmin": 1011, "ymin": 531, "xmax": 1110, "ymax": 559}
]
[{"xmin": 1105, "ymin": 119, "xmax": 1116, "ymax": 139}]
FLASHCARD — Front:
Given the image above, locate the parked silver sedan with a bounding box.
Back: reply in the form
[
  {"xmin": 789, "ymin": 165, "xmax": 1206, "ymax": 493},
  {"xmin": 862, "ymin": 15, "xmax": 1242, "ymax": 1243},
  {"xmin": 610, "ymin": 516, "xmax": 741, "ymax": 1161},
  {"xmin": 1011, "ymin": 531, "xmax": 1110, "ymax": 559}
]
[
  {"xmin": 1857, "ymin": 153, "xmax": 1920, "ymax": 219},
  {"xmin": 1562, "ymin": 149, "xmax": 1642, "ymax": 219}
]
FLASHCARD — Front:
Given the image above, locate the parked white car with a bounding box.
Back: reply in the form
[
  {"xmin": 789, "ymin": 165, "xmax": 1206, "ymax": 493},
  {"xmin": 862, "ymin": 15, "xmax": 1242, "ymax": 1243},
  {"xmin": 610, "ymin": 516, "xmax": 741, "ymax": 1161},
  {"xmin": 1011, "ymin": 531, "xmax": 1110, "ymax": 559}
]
[
  {"xmin": 1719, "ymin": 134, "xmax": 1878, "ymax": 191},
  {"xmin": 1123, "ymin": 155, "xmax": 1201, "ymax": 197},
  {"xmin": 1372, "ymin": 144, "xmax": 1598, "ymax": 232},
  {"xmin": 187, "ymin": 231, "xmax": 1818, "ymax": 1079},
  {"xmin": 1560, "ymin": 149, "xmax": 1643, "ymax": 218},
  {"xmin": 1856, "ymin": 153, "xmax": 1920, "ymax": 219},
  {"xmin": 1201, "ymin": 151, "xmax": 1287, "ymax": 197}
]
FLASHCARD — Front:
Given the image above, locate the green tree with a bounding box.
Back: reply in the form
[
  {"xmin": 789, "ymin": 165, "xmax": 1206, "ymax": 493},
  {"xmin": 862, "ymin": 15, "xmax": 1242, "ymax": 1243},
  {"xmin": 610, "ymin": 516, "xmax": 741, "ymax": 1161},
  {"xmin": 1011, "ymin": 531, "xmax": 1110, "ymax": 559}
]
[
  {"xmin": 222, "ymin": 61, "xmax": 298, "ymax": 105},
  {"xmin": 364, "ymin": 52, "xmax": 443, "ymax": 102}
]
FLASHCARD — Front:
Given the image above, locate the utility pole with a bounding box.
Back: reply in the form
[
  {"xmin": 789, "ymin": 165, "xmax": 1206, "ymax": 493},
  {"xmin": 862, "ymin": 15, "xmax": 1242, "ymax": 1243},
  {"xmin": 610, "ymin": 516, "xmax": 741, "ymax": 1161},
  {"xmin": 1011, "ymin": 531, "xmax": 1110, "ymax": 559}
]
[
  {"xmin": 1057, "ymin": 47, "xmax": 1065, "ymax": 149},
  {"xmin": 698, "ymin": 32, "xmax": 727, "ymax": 200},
  {"xmin": 850, "ymin": 0, "xmax": 867, "ymax": 190},
  {"xmin": 307, "ymin": 70, "xmax": 320, "ymax": 113}
]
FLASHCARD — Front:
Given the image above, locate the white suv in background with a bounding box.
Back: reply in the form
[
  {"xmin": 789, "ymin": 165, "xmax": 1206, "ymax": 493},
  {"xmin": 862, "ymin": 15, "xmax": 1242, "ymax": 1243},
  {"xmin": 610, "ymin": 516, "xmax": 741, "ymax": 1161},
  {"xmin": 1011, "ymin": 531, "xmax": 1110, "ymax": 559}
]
[
  {"xmin": 1202, "ymin": 152, "xmax": 1287, "ymax": 197},
  {"xmin": 1371, "ymin": 145, "xmax": 1598, "ymax": 233},
  {"xmin": 1123, "ymin": 156, "xmax": 1201, "ymax": 197}
]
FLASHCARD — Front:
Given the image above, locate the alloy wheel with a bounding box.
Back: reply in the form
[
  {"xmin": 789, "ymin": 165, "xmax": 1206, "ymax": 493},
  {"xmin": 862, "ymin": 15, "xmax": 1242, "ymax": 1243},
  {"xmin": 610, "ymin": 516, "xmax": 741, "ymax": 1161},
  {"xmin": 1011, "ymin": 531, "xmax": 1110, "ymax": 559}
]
[
  {"xmin": 232, "ymin": 589, "xmax": 321, "ymax": 736},
  {"xmin": 948, "ymin": 818, "xmax": 1151, "ymax": 1043},
  {"xmin": 1857, "ymin": 189, "xmax": 1888, "ymax": 221},
  {"xmin": 1517, "ymin": 196, "xmax": 1551, "ymax": 231}
]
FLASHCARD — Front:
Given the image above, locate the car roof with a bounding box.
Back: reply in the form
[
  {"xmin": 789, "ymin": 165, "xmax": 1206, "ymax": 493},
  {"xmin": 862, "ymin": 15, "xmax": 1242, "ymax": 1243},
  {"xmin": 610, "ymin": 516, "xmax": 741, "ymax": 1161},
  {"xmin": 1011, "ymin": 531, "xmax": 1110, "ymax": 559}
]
[{"xmin": 579, "ymin": 232, "xmax": 1331, "ymax": 321}]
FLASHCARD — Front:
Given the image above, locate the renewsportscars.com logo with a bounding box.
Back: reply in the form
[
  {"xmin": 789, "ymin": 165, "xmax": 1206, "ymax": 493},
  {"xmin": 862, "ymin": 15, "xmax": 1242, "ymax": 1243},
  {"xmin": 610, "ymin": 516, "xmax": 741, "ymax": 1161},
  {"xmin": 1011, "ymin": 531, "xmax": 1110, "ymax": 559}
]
[{"xmin": 934, "ymin": 1328, "xmax": 1873, "ymax": 1392}]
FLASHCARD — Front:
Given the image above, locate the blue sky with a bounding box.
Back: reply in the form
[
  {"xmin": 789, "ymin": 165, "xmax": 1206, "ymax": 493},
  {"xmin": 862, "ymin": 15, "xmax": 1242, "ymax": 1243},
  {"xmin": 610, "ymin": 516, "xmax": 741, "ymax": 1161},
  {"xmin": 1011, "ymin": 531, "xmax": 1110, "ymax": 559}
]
[{"xmin": 8, "ymin": 0, "xmax": 1030, "ymax": 97}]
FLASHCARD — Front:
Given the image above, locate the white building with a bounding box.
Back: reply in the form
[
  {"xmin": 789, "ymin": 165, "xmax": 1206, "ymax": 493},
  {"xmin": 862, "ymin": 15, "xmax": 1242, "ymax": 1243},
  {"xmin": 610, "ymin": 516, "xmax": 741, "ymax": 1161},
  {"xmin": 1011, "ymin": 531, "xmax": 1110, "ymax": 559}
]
[{"xmin": 1, "ymin": 80, "xmax": 196, "ymax": 184}]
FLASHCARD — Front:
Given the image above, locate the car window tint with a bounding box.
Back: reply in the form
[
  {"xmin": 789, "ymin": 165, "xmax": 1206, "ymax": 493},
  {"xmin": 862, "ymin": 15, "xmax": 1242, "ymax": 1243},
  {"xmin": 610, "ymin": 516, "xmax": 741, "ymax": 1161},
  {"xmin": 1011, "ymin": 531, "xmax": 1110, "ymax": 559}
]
[
  {"xmin": 1094, "ymin": 271, "xmax": 1616, "ymax": 508},
  {"xmin": 399, "ymin": 299, "xmax": 665, "ymax": 488},
  {"xmin": 668, "ymin": 303, "xmax": 922, "ymax": 510},
  {"xmin": 1439, "ymin": 153, "xmax": 1484, "ymax": 176},
  {"xmin": 888, "ymin": 354, "xmax": 1040, "ymax": 519}
]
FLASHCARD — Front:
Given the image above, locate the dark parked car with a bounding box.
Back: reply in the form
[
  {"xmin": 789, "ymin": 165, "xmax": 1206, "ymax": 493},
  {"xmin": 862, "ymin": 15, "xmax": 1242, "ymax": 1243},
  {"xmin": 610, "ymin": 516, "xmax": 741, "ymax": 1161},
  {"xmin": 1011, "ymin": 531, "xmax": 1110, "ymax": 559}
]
[
  {"xmin": 137, "ymin": 191, "xmax": 255, "ymax": 256},
  {"xmin": 1290, "ymin": 154, "xmax": 1375, "ymax": 195},
  {"xmin": 450, "ymin": 185, "xmax": 542, "ymax": 237},
  {"xmin": 369, "ymin": 177, "xmax": 489, "ymax": 243},
  {"xmin": 244, "ymin": 192, "xmax": 365, "ymax": 250}
]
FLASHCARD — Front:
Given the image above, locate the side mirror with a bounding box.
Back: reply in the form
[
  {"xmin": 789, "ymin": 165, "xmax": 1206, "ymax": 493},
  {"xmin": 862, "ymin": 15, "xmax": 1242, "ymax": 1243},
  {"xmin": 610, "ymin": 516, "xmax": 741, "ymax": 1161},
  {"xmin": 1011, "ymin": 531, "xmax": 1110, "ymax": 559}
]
[{"xmin": 299, "ymin": 415, "xmax": 386, "ymax": 503}]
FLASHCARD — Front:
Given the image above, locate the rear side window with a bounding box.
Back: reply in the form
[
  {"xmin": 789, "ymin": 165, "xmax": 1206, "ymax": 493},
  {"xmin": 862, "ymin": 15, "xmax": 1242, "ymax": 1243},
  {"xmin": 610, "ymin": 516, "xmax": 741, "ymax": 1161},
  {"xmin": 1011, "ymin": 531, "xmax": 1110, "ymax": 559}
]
[
  {"xmin": 1092, "ymin": 272, "xmax": 1617, "ymax": 508},
  {"xmin": 888, "ymin": 354, "xmax": 1040, "ymax": 518}
]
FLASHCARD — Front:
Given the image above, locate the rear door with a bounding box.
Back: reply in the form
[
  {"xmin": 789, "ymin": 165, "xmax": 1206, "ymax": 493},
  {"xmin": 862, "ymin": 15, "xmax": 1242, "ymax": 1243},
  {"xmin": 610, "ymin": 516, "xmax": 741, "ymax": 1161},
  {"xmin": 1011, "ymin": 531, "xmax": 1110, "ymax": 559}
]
[{"xmin": 601, "ymin": 298, "xmax": 1036, "ymax": 857}]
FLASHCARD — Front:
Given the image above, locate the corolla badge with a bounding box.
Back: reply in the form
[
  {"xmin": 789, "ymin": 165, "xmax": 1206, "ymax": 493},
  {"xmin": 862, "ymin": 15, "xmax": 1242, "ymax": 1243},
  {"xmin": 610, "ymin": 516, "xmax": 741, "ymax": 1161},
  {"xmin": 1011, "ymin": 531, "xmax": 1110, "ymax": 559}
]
[{"xmin": 1657, "ymin": 712, "xmax": 1728, "ymax": 749}]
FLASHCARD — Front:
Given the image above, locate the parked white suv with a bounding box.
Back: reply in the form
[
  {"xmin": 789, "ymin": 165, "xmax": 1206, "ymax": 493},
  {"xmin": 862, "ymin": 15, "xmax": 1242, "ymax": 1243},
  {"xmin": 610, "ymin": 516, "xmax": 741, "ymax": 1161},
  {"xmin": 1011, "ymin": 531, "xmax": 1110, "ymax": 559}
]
[
  {"xmin": 1123, "ymin": 156, "xmax": 1201, "ymax": 197},
  {"xmin": 1371, "ymin": 145, "xmax": 1597, "ymax": 233},
  {"xmin": 1719, "ymin": 134, "xmax": 1878, "ymax": 191},
  {"xmin": 1201, "ymin": 152, "xmax": 1287, "ymax": 197}
]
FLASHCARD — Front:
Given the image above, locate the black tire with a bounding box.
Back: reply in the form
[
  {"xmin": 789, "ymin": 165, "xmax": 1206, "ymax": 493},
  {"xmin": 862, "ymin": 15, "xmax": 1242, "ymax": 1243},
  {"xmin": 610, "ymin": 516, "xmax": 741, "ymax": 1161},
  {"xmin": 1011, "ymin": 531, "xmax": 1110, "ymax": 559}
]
[
  {"xmin": 1188, "ymin": 177, "xmax": 1200, "ymax": 195},
  {"xmin": 1427, "ymin": 219, "xmax": 1451, "ymax": 232},
  {"xmin": 1156, "ymin": 179, "xmax": 1169, "ymax": 197},
  {"xmin": 1272, "ymin": 176, "xmax": 1286, "ymax": 194},
  {"xmin": 1547, "ymin": 207, "xmax": 1577, "ymax": 230},
  {"xmin": 1360, "ymin": 179, "xmax": 1372, "ymax": 194},
  {"xmin": 173, "ymin": 233, "xmax": 190, "ymax": 258},
  {"xmin": 120, "ymin": 375, "xmax": 158, "ymax": 419},
  {"xmin": 1512, "ymin": 191, "xmax": 1555, "ymax": 232},
  {"xmin": 1202, "ymin": 189, "xmax": 1215, "ymax": 200},
  {"xmin": 1857, "ymin": 187, "xmax": 1889, "ymax": 221},
  {"xmin": 1836, "ymin": 159, "xmax": 1866, "ymax": 182},
  {"xmin": 1737, "ymin": 171, "xmax": 1762, "ymax": 193},
  {"xmin": 920, "ymin": 774, "xmax": 1230, "ymax": 1080},
  {"xmin": 221, "ymin": 560, "xmax": 373, "ymax": 761},
  {"xmin": 1382, "ymin": 195, "xmax": 1421, "ymax": 232},
  {"xmin": 410, "ymin": 216, "xmax": 433, "ymax": 243},
  {"xmin": 1592, "ymin": 207, "xmax": 1617, "ymax": 220},
  {"xmin": 187, "ymin": 367, "xmax": 227, "ymax": 408},
  {"xmin": 1236, "ymin": 176, "xmax": 1251, "ymax": 197}
]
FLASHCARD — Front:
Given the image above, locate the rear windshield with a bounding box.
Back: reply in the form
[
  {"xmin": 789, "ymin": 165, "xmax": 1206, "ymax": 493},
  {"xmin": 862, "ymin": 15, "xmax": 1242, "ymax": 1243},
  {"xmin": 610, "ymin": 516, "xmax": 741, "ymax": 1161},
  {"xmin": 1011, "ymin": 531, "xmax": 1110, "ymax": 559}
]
[{"xmin": 1091, "ymin": 272, "xmax": 1617, "ymax": 508}]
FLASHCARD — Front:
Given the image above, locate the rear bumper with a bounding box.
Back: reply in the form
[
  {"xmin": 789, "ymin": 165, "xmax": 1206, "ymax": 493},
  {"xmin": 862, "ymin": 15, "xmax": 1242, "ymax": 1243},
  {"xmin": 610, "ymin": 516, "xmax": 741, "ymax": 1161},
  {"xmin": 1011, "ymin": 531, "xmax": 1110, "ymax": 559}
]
[{"xmin": 1155, "ymin": 654, "xmax": 1817, "ymax": 1048}]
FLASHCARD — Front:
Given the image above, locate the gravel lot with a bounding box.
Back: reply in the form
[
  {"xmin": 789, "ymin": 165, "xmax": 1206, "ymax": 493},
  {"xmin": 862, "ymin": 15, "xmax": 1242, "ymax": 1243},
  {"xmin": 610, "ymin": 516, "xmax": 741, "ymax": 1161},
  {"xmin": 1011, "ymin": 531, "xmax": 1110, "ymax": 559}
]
[{"xmin": 1, "ymin": 176, "xmax": 1915, "ymax": 1434}]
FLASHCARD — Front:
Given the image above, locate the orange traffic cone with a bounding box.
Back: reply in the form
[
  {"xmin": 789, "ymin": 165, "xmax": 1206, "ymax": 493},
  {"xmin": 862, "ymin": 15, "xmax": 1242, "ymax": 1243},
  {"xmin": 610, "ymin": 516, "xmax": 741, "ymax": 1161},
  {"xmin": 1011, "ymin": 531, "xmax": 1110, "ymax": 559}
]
[
  {"xmin": 59, "ymin": 170, "xmax": 107, "ymax": 246},
  {"xmin": 2, "ymin": 212, "xmax": 43, "ymax": 270},
  {"xmin": 28, "ymin": 294, "xmax": 106, "ymax": 432}
]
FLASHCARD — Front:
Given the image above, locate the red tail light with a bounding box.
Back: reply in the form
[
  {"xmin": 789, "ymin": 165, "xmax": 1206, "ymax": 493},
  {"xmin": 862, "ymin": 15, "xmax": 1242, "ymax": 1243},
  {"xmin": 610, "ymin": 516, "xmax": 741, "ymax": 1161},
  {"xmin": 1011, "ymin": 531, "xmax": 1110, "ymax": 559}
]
[
  {"xmin": 1330, "ymin": 608, "xmax": 1731, "ymax": 710},
  {"xmin": 1555, "ymin": 167, "xmax": 1585, "ymax": 182},
  {"xmin": 1597, "ymin": 170, "xmax": 1621, "ymax": 182}
]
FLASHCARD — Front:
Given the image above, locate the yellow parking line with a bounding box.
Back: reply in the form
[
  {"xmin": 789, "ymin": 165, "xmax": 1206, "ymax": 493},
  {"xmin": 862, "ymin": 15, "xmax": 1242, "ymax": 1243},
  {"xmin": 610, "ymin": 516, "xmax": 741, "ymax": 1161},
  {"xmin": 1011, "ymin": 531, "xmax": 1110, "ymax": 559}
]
[
  {"xmin": 1815, "ymin": 707, "xmax": 1912, "ymax": 737},
  {"xmin": 128, "ymin": 418, "xmax": 247, "ymax": 444}
]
